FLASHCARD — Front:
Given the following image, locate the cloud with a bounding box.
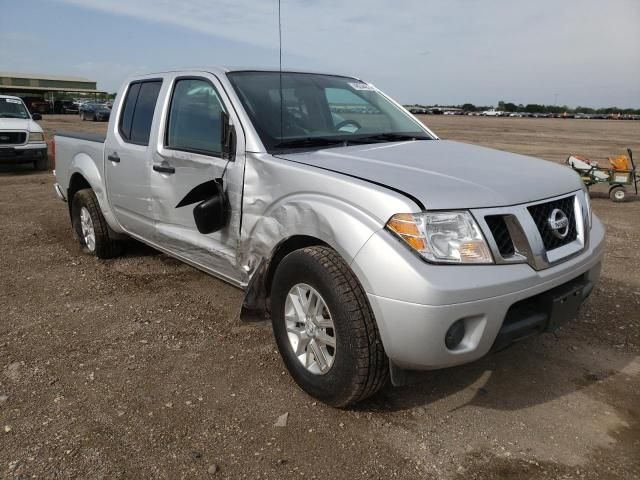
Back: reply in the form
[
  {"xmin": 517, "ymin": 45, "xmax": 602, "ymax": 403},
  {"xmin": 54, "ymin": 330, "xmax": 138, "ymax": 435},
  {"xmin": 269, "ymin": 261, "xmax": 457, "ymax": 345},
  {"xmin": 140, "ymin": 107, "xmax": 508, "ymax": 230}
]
[
  {"xmin": 48, "ymin": 0, "xmax": 640, "ymax": 106},
  {"xmin": 73, "ymin": 61, "xmax": 151, "ymax": 93}
]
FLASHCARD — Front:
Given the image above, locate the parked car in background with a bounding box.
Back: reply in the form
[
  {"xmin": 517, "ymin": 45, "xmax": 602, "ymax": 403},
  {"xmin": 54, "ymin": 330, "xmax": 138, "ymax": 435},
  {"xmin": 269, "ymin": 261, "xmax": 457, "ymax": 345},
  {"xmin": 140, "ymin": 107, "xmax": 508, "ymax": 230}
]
[
  {"xmin": 54, "ymin": 67, "xmax": 604, "ymax": 406},
  {"xmin": 23, "ymin": 97, "xmax": 51, "ymax": 114},
  {"xmin": 0, "ymin": 95, "xmax": 48, "ymax": 170},
  {"xmin": 79, "ymin": 103, "xmax": 111, "ymax": 121},
  {"xmin": 54, "ymin": 100, "xmax": 78, "ymax": 114},
  {"xmin": 481, "ymin": 108, "xmax": 503, "ymax": 116}
]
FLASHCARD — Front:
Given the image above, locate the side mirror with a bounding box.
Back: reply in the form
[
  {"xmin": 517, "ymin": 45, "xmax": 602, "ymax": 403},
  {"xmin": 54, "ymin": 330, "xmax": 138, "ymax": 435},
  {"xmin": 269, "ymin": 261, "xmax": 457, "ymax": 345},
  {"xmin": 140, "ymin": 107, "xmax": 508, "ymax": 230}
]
[
  {"xmin": 192, "ymin": 179, "xmax": 228, "ymax": 234},
  {"xmin": 32, "ymin": 113, "xmax": 42, "ymax": 121},
  {"xmin": 220, "ymin": 111, "xmax": 235, "ymax": 161},
  {"xmin": 175, "ymin": 179, "xmax": 228, "ymax": 235}
]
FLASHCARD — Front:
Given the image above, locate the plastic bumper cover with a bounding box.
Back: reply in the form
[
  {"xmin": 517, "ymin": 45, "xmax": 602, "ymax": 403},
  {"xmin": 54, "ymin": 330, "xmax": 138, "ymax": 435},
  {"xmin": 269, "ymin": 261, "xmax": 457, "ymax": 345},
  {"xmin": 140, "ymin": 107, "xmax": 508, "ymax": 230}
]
[
  {"xmin": 352, "ymin": 216, "xmax": 605, "ymax": 370},
  {"xmin": 0, "ymin": 145, "xmax": 48, "ymax": 163}
]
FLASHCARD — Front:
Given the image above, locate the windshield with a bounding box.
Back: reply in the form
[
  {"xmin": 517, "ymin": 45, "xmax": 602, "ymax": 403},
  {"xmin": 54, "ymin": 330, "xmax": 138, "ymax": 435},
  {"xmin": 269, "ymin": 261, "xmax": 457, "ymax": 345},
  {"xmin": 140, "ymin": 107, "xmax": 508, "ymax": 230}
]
[
  {"xmin": 227, "ymin": 71, "xmax": 432, "ymax": 152},
  {"xmin": 0, "ymin": 98, "xmax": 29, "ymax": 119}
]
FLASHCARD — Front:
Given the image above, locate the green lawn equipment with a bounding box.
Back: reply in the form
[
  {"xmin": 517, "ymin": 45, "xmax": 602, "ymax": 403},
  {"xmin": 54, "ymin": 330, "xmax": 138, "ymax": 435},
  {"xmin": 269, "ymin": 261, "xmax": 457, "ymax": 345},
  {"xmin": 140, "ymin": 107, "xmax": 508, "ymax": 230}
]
[{"xmin": 566, "ymin": 148, "xmax": 638, "ymax": 202}]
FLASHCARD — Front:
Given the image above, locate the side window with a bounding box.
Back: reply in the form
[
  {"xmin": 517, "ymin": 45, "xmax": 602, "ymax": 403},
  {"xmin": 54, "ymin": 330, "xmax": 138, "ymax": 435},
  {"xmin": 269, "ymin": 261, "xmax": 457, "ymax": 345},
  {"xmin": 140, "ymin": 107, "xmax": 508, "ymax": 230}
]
[
  {"xmin": 166, "ymin": 78, "xmax": 226, "ymax": 156},
  {"xmin": 118, "ymin": 80, "xmax": 162, "ymax": 145},
  {"xmin": 119, "ymin": 83, "xmax": 140, "ymax": 141}
]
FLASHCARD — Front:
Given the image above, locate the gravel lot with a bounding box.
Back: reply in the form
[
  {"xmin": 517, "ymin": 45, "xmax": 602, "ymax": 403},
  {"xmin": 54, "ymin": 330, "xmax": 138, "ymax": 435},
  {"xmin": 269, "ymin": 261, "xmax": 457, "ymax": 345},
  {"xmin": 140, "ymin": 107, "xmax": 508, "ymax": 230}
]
[{"xmin": 1, "ymin": 115, "xmax": 639, "ymax": 479}]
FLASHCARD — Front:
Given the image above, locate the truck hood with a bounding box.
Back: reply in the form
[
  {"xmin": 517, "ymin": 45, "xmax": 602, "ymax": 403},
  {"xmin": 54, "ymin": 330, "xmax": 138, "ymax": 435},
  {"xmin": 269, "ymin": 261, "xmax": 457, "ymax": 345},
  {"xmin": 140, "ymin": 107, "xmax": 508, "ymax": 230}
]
[
  {"xmin": 277, "ymin": 140, "xmax": 583, "ymax": 209},
  {"xmin": 0, "ymin": 118, "xmax": 42, "ymax": 133}
]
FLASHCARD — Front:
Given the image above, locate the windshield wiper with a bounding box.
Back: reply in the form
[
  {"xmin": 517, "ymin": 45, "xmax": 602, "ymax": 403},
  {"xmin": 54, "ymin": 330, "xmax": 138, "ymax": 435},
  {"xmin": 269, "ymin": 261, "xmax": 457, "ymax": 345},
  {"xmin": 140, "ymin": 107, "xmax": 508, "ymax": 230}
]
[
  {"xmin": 273, "ymin": 137, "xmax": 347, "ymax": 149},
  {"xmin": 0, "ymin": 114, "xmax": 25, "ymax": 119},
  {"xmin": 350, "ymin": 133, "xmax": 432, "ymax": 144}
]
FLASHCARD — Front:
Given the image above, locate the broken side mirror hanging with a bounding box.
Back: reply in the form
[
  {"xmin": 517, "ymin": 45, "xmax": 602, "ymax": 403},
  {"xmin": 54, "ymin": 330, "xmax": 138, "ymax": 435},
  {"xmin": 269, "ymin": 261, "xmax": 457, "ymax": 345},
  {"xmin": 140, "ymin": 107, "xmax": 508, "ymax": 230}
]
[{"xmin": 174, "ymin": 111, "xmax": 236, "ymax": 234}]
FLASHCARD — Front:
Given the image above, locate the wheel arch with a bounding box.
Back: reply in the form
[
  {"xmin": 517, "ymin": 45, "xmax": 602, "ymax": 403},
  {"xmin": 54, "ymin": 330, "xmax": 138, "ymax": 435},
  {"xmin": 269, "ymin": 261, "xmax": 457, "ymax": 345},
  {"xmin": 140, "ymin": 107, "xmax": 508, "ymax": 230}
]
[
  {"xmin": 67, "ymin": 172, "xmax": 91, "ymax": 218},
  {"xmin": 240, "ymin": 234, "xmax": 330, "ymax": 322},
  {"xmin": 67, "ymin": 153, "xmax": 124, "ymax": 234}
]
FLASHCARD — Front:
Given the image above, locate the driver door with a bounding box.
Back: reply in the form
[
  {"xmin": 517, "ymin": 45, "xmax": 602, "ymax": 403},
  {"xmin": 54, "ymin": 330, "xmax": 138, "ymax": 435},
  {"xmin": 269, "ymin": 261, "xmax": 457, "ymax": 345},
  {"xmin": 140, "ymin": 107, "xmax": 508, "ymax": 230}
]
[{"xmin": 149, "ymin": 73, "xmax": 246, "ymax": 285}]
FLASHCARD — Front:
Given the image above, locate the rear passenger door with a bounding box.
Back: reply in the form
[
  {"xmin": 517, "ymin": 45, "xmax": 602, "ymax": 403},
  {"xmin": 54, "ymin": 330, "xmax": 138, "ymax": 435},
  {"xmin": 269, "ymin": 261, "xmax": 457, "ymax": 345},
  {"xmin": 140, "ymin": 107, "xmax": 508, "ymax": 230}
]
[{"xmin": 105, "ymin": 79, "xmax": 162, "ymax": 240}]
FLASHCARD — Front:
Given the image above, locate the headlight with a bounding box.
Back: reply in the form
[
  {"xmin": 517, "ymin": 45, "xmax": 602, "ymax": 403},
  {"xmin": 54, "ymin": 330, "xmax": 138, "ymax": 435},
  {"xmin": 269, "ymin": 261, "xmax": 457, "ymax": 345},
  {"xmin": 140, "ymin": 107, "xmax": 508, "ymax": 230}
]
[
  {"xmin": 386, "ymin": 211, "xmax": 493, "ymax": 264},
  {"xmin": 29, "ymin": 132, "xmax": 45, "ymax": 142},
  {"xmin": 583, "ymin": 189, "xmax": 592, "ymax": 229}
]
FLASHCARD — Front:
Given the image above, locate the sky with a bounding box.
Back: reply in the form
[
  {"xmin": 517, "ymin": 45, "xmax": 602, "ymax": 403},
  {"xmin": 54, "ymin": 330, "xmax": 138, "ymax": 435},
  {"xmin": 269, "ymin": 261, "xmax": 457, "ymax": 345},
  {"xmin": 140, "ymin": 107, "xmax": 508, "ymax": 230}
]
[{"xmin": 1, "ymin": 0, "xmax": 639, "ymax": 108}]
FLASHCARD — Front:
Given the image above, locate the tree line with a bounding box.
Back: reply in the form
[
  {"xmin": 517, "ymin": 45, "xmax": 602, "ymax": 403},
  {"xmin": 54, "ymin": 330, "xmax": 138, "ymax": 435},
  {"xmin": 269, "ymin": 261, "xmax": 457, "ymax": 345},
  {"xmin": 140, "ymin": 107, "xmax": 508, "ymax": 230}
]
[{"xmin": 417, "ymin": 101, "xmax": 640, "ymax": 115}]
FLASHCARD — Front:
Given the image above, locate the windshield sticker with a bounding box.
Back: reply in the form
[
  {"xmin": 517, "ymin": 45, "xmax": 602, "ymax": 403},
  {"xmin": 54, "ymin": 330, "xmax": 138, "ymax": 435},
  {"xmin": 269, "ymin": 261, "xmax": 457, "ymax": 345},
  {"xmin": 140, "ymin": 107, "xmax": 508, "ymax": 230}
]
[
  {"xmin": 5, "ymin": 99, "xmax": 22, "ymax": 104},
  {"xmin": 349, "ymin": 82, "xmax": 375, "ymax": 91}
]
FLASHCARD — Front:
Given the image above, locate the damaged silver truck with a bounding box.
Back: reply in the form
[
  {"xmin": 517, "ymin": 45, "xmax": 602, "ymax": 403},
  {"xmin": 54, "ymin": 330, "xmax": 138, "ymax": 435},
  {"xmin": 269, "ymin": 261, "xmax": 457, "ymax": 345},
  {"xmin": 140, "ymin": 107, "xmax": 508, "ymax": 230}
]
[{"xmin": 53, "ymin": 68, "xmax": 604, "ymax": 406}]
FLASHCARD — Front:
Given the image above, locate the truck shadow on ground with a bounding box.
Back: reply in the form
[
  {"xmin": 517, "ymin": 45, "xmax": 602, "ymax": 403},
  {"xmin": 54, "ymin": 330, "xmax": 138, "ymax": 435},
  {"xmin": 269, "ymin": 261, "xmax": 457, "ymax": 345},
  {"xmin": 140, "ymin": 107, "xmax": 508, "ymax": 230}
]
[
  {"xmin": 353, "ymin": 274, "xmax": 638, "ymax": 414},
  {"xmin": 356, "ymin": 336, "xmax": 633, "ymax": 413}
]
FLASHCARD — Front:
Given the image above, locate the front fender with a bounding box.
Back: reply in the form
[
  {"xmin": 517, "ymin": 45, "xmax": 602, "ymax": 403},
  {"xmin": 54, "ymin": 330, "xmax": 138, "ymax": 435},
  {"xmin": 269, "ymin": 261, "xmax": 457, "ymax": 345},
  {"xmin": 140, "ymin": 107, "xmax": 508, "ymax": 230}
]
[
  {"xmin": 241, "ymin": 192, "xmax": 382, "ymax": 270},
  {"xmin": 238, "ymin": 192, "xmax": 384, "ymax": 321},
  {"xmin": 70, "ymin": 153, "xmax": 123, "ymax": 233}
]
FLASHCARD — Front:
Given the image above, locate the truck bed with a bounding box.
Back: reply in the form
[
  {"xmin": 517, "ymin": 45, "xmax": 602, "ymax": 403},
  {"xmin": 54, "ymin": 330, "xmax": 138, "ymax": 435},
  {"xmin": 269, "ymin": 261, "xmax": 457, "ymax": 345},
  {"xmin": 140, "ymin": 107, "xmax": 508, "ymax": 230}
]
[
  {"xmin": 55, "ymin": 131, "xmax": 106, "ymax": 143},
  {"xmin": 53, "ymin": 131, "xmax": 106, "ymax": 201}
]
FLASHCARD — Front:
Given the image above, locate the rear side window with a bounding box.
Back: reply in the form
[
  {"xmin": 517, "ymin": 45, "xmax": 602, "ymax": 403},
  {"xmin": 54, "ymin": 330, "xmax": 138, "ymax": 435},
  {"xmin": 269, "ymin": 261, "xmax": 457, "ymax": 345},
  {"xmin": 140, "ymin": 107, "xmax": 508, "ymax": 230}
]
[
  {"xmin": 119, "ymin": 83, "xmax": 140, "ymax": 139},
  {"xmin": 166, "ymin": 78, "xmax": 226, "ymax": 156},
  {"xmin": 119, "ymin": 80, "xmax": 162, "ymax": 145}
]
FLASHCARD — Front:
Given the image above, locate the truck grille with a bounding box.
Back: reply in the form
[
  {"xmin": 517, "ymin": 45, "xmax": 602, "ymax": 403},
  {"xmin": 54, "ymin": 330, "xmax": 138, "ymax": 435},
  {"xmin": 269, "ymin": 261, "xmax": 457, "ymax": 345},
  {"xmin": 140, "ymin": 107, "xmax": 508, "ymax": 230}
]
[
  {"xmin": 476, "ymin": 192, "xmax": 586, "ymax": 270},
  {"xmin": 527, "ymin": 196, "xmax": 577, "ymax": 251},
  {"xmin": 0, "ymin": 131, "xmax": 27, "ymax": 145},
  {"xmin": 485, "ymin": 215, "xmax": 515, "ymax": 257}
]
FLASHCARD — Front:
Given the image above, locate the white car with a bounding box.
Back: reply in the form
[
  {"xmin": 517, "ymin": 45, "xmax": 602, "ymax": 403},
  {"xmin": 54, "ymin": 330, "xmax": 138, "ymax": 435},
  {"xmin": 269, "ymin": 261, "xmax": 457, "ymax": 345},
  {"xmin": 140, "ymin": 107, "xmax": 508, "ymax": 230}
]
[{"xmin": 0, "ymin": 95, "xmax": 48, "ymax": 170}]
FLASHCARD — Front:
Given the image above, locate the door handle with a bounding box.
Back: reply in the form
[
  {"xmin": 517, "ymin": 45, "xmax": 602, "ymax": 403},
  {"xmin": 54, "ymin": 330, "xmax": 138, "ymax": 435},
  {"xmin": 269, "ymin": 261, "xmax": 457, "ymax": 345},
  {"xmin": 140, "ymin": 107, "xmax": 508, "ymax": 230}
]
[
  {"xmin": 153, "ymin": 164, "xmax": 175, "ymax": 174},
  {"xmin": 107, "ymin": 152, "xmax": 120, "ymax": 163}
]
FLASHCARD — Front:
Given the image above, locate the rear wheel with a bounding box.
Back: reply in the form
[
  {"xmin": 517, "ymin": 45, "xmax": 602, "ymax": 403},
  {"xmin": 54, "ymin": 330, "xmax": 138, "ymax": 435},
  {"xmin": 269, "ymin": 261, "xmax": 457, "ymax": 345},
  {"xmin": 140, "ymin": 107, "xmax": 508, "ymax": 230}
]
[
  {"xmin": 271, "ymin": 246, "xmax": 388, "ymax": 407},
  {"xmin": 71, "ymin": 188, "xmax": 123, "ymax": 258},
  {"xmin": 609, "ymin": 185, "xmax": 626, "ymax": 202}
]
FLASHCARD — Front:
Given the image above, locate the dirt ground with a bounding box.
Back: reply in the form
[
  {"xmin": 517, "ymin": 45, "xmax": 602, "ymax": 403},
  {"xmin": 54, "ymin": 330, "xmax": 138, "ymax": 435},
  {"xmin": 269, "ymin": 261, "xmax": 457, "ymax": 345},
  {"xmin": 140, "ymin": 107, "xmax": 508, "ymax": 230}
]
[{"xmin": 1, "ymin": 115, "xmax": 639, "ymax": 479}]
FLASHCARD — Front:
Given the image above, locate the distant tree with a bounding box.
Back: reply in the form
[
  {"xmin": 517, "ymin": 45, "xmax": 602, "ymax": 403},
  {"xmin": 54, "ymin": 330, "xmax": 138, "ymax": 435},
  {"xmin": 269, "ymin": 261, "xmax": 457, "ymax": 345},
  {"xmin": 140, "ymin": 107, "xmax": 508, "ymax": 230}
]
[
  {"xmin": 524, "ymin": 103, "xmax": 546, "ymax": 113},
  {"xmin": 504, "ymin": 102, "xmax": 517, "ymax": 112},
  {"xmin": 461, "ymin": 103, "xmax": 476, "ymax": 112},
  {"xmin": 575, "ymin": 106, "xmax": 595, "ymax": 114},
  {"xmin": 497, "ymin": 100, "xmax": 506, "ymax": 111}
]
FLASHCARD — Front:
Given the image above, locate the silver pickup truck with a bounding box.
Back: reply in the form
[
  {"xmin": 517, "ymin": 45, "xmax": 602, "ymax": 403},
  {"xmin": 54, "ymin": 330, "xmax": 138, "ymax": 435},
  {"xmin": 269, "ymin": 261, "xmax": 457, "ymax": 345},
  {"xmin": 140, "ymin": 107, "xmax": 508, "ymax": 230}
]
[{"xmin": 54, "ymin": 68, "xmax": 604, "ymax": 406}]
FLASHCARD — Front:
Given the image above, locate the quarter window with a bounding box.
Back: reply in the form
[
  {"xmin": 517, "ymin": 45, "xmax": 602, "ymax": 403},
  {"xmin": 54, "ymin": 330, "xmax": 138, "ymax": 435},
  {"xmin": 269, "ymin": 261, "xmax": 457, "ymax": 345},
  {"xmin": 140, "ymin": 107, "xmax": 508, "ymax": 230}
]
[
  {"xmin": 118, "ymin": 80, "xmax": 162, "ymax": 145},
  {"xmin": 166, "ymin": 78, "xmax": 226, "ymax": 156}
]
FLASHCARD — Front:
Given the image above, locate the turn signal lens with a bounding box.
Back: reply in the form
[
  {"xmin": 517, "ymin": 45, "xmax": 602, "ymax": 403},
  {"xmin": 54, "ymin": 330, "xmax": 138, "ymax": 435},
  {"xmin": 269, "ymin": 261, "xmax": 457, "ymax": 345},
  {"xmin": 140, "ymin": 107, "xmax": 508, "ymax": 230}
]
[{"xmin": 386, "ymin": 211, "xmax": 493, "ymax": 264}]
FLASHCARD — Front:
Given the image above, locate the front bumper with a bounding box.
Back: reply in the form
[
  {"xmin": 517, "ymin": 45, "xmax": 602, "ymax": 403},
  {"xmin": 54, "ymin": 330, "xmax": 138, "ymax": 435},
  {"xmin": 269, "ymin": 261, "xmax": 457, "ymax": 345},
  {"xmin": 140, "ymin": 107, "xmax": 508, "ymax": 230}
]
[
  {"xmin": 351, "ymin": 215, "xmax": 605, "ymax": 370},
  {"xmin": 0, "ymin": 144, "xmax": 48, "ymax": 164}
]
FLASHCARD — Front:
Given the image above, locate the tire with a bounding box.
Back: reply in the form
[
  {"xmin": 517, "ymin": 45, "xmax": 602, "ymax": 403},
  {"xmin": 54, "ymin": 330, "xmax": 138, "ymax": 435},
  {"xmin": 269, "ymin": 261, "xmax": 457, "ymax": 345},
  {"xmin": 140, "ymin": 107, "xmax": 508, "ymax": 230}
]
[
  {"xmin": 271, "ymin": 246, "xmax": 388, "ymax": 407},
  {"xmin": 71, "ymin": 188, "xmax": 123, "ymax": 258},
  {"xmin": 34, "ymin": 156, "xmax": 48, "ymax": 171},
  {"xmin": 609, "ymin": 185, "xmax": 626, "ymax": 202}
]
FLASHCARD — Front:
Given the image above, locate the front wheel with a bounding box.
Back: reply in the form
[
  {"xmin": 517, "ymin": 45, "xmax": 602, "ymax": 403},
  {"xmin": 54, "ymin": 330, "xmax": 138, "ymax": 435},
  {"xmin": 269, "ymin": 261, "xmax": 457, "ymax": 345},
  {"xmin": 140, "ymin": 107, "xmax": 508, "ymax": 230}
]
[
  {"xmin": 71, "ymin": 188, "xmax": 123, "ymax": 258},
  {"xmin": 271, "ymin": 246, "xmax": 388, "ymax": 407}
]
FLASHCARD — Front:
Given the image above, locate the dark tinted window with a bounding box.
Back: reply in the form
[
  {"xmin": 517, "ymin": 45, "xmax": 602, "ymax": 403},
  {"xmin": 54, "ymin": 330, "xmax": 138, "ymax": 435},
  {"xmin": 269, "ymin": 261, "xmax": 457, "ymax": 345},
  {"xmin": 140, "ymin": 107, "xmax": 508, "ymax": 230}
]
[
  {"xmin": 166, "ymin": 78, "xmax": 225, "ymax": 155},
  {"xmin": 227, "ymin": 71, "xmax": 428, "ymax": 152},
  {"xmin": 119, "ymin": 83, "xmax": 140, "ymax": 141},
  {"xmin": 130, "ymin": 81, "xmax": 162, "ymax": 145}
]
